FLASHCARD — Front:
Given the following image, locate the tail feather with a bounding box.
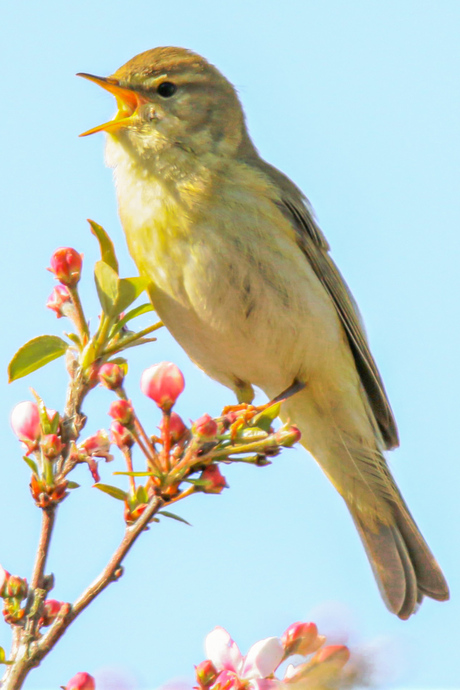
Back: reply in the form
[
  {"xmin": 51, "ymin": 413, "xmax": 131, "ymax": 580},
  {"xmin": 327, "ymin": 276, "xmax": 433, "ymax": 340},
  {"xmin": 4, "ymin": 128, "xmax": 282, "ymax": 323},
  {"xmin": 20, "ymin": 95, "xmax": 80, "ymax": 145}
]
[
  {"xmin": 393, "ymin": 500, "xmax": 450, "ymax": 601},
  {"xmin": 347, "ymin": 498, "xmax": 448, "ymax": 619}
]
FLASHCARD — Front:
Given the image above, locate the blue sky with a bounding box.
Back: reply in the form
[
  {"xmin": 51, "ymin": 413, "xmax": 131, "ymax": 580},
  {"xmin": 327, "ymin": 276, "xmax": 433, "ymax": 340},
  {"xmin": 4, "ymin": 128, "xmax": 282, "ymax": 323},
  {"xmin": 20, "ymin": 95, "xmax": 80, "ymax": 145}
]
[{"xmin": 1, "ymin": 2, "xmax": 459, "ymax": 688}]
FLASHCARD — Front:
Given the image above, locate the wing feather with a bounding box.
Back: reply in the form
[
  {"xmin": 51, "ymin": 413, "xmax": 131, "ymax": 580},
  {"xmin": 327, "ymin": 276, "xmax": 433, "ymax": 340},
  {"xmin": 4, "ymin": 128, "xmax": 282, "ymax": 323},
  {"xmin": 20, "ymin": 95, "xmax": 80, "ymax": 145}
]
[{"xmin": 280, "ymin": 195, "xmax": 399, "ymax": 449}]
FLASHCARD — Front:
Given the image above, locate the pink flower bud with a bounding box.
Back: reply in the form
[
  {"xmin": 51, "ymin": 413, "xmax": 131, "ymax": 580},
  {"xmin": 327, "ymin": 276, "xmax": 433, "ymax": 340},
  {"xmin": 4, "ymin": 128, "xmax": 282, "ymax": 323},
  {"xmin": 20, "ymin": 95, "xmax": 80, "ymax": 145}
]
[
  {"xmin": 10, "ymin": 401, "xmax": 40, "ymax": 443},
  {"xmin": 159, "ymin": 412, "xmax": 188, "ymax": 443},
  {"xmin": 140, "ymin": 362, "xmax": 185, "ymax": 411},
  {"xmin": 110, "ymin": 420, "xmax": 134, "ymax": 450},
  {"xmin": 46, "ymin": 284, "xmax": 73, "ymax": 318},
  {"xmin": 48, "ymin": 247, "xmax": 82, "ymax": 287},
  {"xmin": 312, "ymin": 644, "xmax": 350, "ymax": 669},
  {"xmin": 193, "ymin": 413, "xmax": 218, "ymax": 440},
  {"xmin": 195, "ymin": 660, "xmax": 218, "ymax": 688},
  {"xmin": 40, "ymin": 599, "xmax": 63, "ymax": 627},
  {"xmin": 108, "ymin": 399, "xmax": 134, "ymax": 425},
  {"xmin": 98, "ymin": 362, "xmax": 125, "ymax": 390},
  {"xmin": 281, "ymin": 622, "xmax": 318, "ymax": 656},
  {"xmin": 275, "ymin": 426, "xmax": 301, "ymax": 447},
  {"xmin": 65, "ymin": 672, "xmax": 96, "ymax": 690},
  {"xmin": 80, "ymin": 430, "xmax": 113, "ymax": 462},
  {"xmin": 199, "ymin": 465, "xmax": 227, "ymax": 494},
  {"xmin": 40, "ymin": 434, "xmax": 63, "ymax": 459},
  {"xmin": 0, "ymin": 567, "xmax": 10, "ymax": 598}
]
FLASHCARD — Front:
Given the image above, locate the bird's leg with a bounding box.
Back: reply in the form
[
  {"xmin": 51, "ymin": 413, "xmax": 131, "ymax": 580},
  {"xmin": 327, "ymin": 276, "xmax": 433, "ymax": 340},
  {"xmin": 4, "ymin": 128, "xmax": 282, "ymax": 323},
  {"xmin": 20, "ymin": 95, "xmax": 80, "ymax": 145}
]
[
  {"xmin": 270, "ymin": 378, "xmax": 306, "ymax": 404},
  {"xmin": 234, "ymin": 379, "xmax": 255, "ymax": 404}
]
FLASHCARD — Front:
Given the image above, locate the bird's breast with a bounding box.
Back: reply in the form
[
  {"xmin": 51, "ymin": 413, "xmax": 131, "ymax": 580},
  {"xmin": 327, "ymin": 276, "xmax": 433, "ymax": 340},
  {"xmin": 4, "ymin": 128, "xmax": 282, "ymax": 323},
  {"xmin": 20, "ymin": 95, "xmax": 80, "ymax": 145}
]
[{"xmin": 112, "ymin": 153, "xmax": 347, "ymax": 393}]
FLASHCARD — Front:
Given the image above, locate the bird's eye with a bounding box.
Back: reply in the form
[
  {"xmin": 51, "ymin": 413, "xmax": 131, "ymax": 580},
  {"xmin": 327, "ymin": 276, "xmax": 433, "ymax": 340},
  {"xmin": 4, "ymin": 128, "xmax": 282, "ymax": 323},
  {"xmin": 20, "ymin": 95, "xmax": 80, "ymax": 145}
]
[{"xmin": 157, "ymin": 82, "xmax": 177, "ymax": 98}]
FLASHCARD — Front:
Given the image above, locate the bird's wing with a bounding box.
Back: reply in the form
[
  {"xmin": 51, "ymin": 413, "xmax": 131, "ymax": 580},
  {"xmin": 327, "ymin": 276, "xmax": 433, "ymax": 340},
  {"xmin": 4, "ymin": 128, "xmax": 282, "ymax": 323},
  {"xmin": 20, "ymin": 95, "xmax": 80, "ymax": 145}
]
[{"xmin": 278, "ymin": 193, "xmax": 399, "ymax": 450}]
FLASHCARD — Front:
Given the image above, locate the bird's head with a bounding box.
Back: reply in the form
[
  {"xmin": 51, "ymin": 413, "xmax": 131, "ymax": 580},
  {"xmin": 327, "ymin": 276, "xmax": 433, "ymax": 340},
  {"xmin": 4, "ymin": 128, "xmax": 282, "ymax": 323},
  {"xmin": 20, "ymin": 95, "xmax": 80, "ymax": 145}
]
[{"xmin": 78, "ymin": 47, "xmax": 253, "ymax": 164}]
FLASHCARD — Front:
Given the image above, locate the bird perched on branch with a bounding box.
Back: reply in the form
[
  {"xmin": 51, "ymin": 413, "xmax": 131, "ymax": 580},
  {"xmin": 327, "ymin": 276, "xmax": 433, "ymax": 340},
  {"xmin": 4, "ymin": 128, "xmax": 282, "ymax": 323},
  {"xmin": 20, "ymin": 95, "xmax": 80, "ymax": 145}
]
[{"xmin": 79, "ymin": 47, "xmax": 449, "ymax": 618}]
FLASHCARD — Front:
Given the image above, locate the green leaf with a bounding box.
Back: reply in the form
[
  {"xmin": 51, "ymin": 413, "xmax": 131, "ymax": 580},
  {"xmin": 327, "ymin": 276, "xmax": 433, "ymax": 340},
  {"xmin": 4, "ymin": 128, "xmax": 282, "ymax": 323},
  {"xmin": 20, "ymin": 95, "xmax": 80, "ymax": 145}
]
[
  {"xmin": 66, "ymin": 481, "xmax": 80, "ymax": 489},
  {"xmin": 0, "ymin": 646, "xmax": 12, "ymax": 665},
  {"xmin": 30, "ymin": 388, "xmax": 55, "ymax": 435},
  {"xmin": 66, "ymin": 333, "xmax": 82, "ymax": 348},
  {"xmin": 94, "ymin": 261, "xmax": 119, "ymax": 316},
  {"xmin": 8, "ymin": 335, "xmax": 68, "ymax": 382},
  {"xmin": 114, "ymin": 471, "xmax": 157, "ymax": 477},
  {"xmin": 136, "ymin": 485, "xmax": 148, "ymax": 504},
  {"xmin": 115, "ymin": 276, "xmax": 149, "ymax": 314},
  {"xmin": 113, "ymin": 303, "xmax": 154, "ymax": 333},
  {"xmin": 158, "ymin": 510, "xmax": 191, "ymax": 526},
  {"xmin": 93, "ymin": 483, "xmax": 127, "ymax": 501},
  {"xmin": 250, "ymin": 402, "xmax": 281, "ymax": 433},
  {"xmin": 22, "ymin": 455, "xmax": 38, "ymax": 476},
  {"xmin": 88, "ymin": 219, "xmax": 119, "ymax": 272}
]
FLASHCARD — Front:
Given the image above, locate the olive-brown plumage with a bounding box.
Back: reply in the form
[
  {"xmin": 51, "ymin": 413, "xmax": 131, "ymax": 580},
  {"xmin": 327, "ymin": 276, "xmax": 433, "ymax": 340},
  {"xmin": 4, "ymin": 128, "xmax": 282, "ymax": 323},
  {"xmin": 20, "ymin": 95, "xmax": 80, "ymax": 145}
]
[{"xmin": 79, "ymin": 47, "xmax": 449, "ymax": 617}]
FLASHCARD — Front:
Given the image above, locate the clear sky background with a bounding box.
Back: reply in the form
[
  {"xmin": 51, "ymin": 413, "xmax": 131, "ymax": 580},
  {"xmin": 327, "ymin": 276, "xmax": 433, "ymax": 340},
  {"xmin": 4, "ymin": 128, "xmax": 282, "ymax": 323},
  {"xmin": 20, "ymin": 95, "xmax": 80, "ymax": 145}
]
[{"xmin": 1, "ymin": 2, "xmax": 459, "ymax": 689}]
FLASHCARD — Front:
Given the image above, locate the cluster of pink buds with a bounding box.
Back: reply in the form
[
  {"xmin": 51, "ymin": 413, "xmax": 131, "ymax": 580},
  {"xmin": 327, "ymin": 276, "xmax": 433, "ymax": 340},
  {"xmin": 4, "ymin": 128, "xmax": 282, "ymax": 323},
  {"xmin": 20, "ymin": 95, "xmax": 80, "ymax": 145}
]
[
  {"xmin": 10, "ymin": 400, "xmax": 70, "ymax": 507},
  {"xmin": 46, "ymin": 247, "xmax": 82, "ymax": 319},
  {"xmin": 0, "ymin": 566, "xmax": 28, "ymax": 625},
  {"xmin": 195, "ymin": 624, "xmax": 350, "ymax": 690}
]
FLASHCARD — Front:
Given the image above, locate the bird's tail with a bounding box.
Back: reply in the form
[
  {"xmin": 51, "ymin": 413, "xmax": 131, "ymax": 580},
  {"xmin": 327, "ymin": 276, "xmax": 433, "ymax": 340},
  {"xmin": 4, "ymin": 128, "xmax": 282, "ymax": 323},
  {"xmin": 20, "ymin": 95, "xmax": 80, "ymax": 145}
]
[
  {"xmin": 346, "ymin": 492, "xmax": 449, "ymax": 619},
  {"xmin": 279, "ymin": 388, "xmax": 449, "ymax": 618}
]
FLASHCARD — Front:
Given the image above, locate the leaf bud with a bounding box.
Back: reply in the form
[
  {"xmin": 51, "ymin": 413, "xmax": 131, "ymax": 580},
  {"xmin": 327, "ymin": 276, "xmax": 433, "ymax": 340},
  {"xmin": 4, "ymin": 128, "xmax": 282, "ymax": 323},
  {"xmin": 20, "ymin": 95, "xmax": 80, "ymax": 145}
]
[
  {"xmin": 6, "ymin": 575, "xmax": 28, "ymax": 600},
  {"xmin": 275, "ymin": 425, "xmax": 301, "ymax": 447}
]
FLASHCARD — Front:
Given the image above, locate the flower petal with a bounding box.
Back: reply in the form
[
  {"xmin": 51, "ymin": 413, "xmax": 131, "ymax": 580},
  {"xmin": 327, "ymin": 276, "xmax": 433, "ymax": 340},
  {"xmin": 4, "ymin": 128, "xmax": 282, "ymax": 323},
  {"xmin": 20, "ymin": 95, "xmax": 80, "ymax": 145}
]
[
  {"xmin": 247, "ymin": 679, "xmax": 281, "ymax": 690},
  {"xmin": 242, "ymin": 637, "xmax": 284, "ymax": 679},
  {"xmin": 205, "ymin": 627, "xmax": 243, "ymax": 672}
]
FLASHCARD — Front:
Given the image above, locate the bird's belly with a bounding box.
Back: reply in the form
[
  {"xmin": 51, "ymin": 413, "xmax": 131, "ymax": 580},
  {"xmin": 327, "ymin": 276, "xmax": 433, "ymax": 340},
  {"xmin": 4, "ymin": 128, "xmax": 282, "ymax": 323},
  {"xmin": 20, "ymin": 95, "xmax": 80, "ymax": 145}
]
[{"xmin": 137, "ymin": 227, "xmax": 347, "ymax": 397}]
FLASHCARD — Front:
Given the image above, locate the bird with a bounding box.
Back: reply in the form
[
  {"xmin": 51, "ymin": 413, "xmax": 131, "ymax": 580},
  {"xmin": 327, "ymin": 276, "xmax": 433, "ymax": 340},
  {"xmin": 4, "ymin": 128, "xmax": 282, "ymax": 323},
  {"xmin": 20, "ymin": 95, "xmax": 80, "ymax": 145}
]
[{"xmin": 78, "ymin": 47, "xmax": 449, "ymax": 618}]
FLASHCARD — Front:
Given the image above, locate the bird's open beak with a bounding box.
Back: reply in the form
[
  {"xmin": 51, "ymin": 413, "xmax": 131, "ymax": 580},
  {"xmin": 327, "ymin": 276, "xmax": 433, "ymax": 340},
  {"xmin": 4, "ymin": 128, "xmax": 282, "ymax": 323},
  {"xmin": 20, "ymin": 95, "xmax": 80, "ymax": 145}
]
[{"xmin": 77, "ymin": 73, "xmax": 147, "ymax": 137}]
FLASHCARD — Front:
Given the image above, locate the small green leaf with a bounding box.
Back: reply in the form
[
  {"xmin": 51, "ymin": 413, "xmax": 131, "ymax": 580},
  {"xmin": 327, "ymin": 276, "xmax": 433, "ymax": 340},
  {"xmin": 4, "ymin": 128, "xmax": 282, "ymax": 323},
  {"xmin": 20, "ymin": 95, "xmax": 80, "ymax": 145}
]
[
  {"xmin": 94, "ymin": 261, "xmax": 119, "ymax": 316},
  {"xmin": 66, "ymin": 481, "xmax": 80, "ymax": 489},
  {"xmin": 250, "ymin": 402, "xmax": 281, "ymax": 432},
  {"xmin": 93, "ymin": 483, "xmax": 128, "ymax": 501},
  {"xmin": 115, "ymin": 276, "xmax": 149, "ymax": 314},
  {"xmin": 113, "ymin": 303, "xmax": 155, "ymax": 333},
  {"xmin": 158, "ymin": 510, "xmax": 191, "ymax": 526},
  {"xmin": 66, "ymin": 333, "xmax": 82, "ymax": 348},
  {"xmin": 22, "ymin": 455, "xmax": 39, "ymax": 476},
  {"xmin": 30, "ymin": 388, "xmax": 54, "ymax": 434},
  {"xmin": 114, "ymin": 471, "xmax": 157, "ymax": 477},
  {"xmin": 0, "ymin": 646, "xmax": 12, "ymax": 665},
  {"xmin": 136, "ymin": 485, "xmax": 148, "ymax": 504},
  {"xmin": 88, "ymin": 219, "xmax": 119, "ymax": 273},
  {"xmin": 8, "ymin": 335, "xmax": 68, "ymax": 382}
]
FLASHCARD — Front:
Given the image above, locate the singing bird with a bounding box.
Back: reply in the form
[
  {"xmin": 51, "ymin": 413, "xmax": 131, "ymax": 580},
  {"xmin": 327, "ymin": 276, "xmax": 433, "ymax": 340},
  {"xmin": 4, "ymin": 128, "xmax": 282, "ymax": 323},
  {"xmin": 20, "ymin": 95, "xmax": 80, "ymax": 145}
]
[{"xmin": 79, "ymin": 47, "xmax": 449, "ymax": 618}]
